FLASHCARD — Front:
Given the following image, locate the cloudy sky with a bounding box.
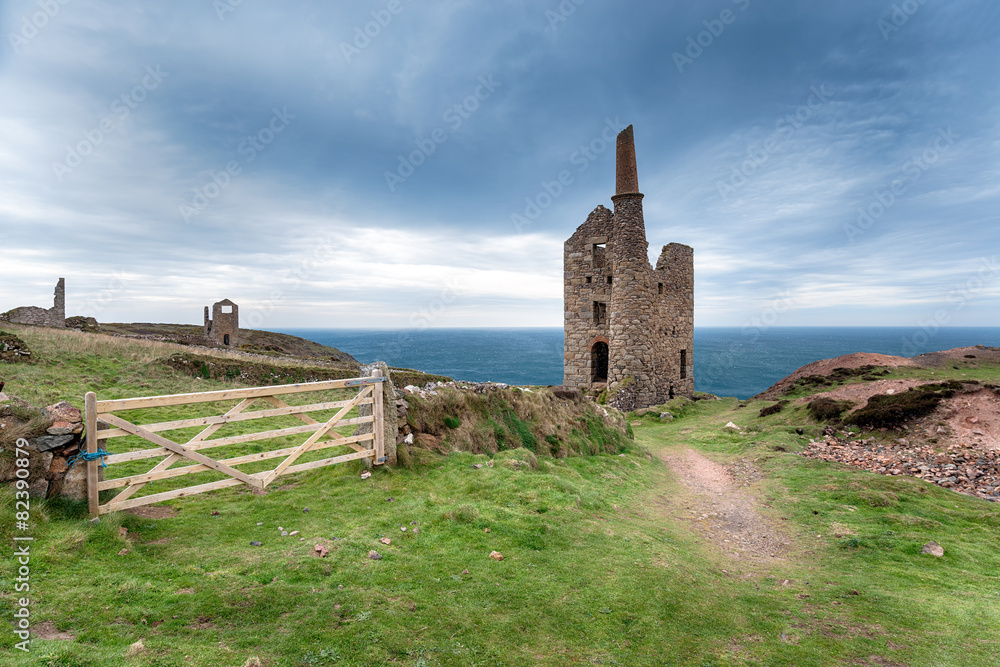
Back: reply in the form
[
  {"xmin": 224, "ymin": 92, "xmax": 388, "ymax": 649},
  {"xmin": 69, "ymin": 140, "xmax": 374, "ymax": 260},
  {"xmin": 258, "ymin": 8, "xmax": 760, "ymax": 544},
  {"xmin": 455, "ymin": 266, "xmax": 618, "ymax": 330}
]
[{"xmin": 1, "ymin": 0, "xmax": 999, "ymax": 329}]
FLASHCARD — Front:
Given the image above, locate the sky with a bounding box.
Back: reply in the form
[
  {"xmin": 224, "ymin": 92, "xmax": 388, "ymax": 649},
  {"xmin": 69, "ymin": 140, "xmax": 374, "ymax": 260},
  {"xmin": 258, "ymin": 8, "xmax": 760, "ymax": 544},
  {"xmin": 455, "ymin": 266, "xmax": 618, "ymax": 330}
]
[{"xmin": 1, "ymin": 0, "xmax": 999, "ymax": 330}]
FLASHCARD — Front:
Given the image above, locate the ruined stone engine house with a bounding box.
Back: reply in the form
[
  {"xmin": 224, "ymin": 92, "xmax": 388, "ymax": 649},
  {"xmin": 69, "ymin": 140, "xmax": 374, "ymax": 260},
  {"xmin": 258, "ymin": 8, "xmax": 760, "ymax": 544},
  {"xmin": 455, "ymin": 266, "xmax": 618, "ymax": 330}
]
[
  {"xmin": 204, "ymin": 298, "xmax": 239, "ymax": 347},
  {"xmin": 563, "ymin": 125, "xmax": 694, "ymax": 410}
]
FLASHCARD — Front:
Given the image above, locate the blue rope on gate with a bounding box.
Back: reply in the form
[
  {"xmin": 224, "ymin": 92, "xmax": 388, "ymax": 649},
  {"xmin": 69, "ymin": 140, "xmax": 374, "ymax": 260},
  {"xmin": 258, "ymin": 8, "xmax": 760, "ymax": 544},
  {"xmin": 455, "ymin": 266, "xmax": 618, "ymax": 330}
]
[{"xmin": 67, "ymin": 447, "xmax": 110, "ymax": 469}]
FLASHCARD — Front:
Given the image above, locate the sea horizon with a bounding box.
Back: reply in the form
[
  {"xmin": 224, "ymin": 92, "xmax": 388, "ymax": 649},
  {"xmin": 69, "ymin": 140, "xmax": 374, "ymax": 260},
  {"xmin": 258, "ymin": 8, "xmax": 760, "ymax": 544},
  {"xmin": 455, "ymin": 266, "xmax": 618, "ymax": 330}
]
[{"xmin": 271, "ymin": 326, "xmax": 1000, "ymax": 400}]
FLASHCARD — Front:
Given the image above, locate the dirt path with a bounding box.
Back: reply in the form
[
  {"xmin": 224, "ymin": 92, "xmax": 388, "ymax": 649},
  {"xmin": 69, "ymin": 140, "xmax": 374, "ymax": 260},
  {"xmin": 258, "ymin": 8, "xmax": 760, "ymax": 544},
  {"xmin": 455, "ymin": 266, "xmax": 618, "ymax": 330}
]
[{"xmin": 656, "ymin": 448, "xmax": 791, "ymax": 563}]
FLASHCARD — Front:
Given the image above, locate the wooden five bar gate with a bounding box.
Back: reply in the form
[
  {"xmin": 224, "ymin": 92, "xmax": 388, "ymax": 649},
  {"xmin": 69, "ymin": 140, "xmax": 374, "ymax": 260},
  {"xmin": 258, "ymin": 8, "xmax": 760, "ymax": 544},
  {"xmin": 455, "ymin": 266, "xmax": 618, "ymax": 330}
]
[{"xmin": 83, "ymin": 371, "xmax": 387, "ymax": 517}]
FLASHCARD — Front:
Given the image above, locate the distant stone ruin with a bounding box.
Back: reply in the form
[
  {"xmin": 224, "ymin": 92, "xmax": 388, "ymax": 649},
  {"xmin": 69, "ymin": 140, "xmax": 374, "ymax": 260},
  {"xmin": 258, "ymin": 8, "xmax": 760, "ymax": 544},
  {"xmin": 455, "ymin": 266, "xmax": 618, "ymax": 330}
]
[
  {"xmin": 204, "ymin": 298, "xmax": 239, "ymax": 347},
  {"xmin": 0, "ymin": 278, "xmax": 66, "ymax": 328},
  {"xmin": 563, "ymin": 126, "xmax": 694, "ymax": 410}
]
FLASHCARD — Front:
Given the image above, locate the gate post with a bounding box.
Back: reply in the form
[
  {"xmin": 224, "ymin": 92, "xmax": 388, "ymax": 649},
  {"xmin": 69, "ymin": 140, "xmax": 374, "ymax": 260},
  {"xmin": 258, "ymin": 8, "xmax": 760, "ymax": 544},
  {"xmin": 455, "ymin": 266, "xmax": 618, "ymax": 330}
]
[
  {"xmin": 84, "ymin": 391, "xmax": 99, "ymax": 517},
  {"xmin": 372, "ymin": 369, "xmax": 386, "ymax": 464}
]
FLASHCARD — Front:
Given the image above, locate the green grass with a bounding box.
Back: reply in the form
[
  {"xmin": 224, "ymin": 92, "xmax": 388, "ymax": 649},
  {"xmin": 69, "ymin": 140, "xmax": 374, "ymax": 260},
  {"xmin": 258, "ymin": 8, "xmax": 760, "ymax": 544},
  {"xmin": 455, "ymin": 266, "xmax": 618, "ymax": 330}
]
[{"xmin": 2, "ymin": 326, "xmax": 1000, "ymax": 665}]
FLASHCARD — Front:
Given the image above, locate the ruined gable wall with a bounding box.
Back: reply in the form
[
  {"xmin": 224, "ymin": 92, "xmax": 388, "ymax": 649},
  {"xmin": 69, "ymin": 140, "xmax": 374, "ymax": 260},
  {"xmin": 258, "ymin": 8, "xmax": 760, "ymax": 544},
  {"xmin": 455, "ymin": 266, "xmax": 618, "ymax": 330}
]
[
  {"xmin": 0, "ymin": 278, "xmax": 66, "ymax": 328},
  {"xmin": 654, "ymin": 244, "xmax": 695, "ymax": 397},
  {"xmin": 563, "ymin": 205, "xmax": 614, "ymax": 388}
]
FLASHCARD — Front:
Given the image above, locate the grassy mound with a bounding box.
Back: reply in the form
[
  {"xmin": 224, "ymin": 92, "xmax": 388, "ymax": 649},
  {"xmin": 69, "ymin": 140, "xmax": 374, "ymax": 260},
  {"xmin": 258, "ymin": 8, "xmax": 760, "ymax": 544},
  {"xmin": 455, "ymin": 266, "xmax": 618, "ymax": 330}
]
[
  {"xmin": 162, "ymin": 351, "xmax": 450, "ymax": 389},
  {"xmin": 403, "ymin": 386, "xmax": 632, "ymax": 459}
]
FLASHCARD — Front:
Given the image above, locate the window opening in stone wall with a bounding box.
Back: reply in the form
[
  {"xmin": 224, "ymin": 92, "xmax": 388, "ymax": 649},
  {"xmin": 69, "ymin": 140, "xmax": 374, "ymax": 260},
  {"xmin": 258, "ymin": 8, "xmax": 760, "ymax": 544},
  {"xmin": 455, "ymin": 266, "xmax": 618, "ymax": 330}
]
[
  {"xmin": 593, "ymin": 301, "xmax": 607, "ymax": 325},
  {"xmin": 669, "ymin": 385, "xmax": 675, "ymax": 399},
  {"xmin": 658, "ymin": 283, "xmax": 663, "ymax": 294},
  {"xmin": 585, "ymin": 276, "xmax": 592, "ymax": 284},
  {"xmin": 680, "ymin": 349, "xmax": 687, "ymax": 379},
  {"xmin": 224, "ymin": 334, "xmax": 230, "ymax": 346},
  {"xmin": 221, "ymin": 305, "xmax": 233, "ymax": 313},
  {"xmin": 591, "ymin": 342, "xmax": 609, "ymax": 383},
  {"xmin": 592, "ymin": 243, "xmax": 606, "ymax": 268},
  {"xmin": 606, "ymin": 276, "xmax": 612, "ymax": 284}
]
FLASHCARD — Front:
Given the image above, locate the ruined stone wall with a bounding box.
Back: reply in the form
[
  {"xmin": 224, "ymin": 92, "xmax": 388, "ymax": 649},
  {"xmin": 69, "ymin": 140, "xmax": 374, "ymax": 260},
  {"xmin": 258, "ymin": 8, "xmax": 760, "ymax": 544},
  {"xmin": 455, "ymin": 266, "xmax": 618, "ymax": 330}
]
[
  {"xmin": 654, "ymin": 243, "xmax": 695, "ymax": 398},
  {"xmin": 563, "ymin": 206, "xmax": 614, "ymax": 388},
  {"xmin": 0, "ymin": 278, "xmax": 65, "ymax": 328}
]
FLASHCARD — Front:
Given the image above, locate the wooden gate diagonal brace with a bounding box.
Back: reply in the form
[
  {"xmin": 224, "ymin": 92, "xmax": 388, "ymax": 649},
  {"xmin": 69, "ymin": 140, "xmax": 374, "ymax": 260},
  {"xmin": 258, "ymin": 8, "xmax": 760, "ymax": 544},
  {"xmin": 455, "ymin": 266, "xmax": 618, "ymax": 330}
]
[
  {"xmin": 261, "ymin": 385, "xmax": 373, "ymax": 487},
  {"xmin": 102, "ymin": 413, "xmax": 262, "ymax": 489},
  {"xmin": 107, "ymin": 397, "xmax": 259, "ymax": 505}
]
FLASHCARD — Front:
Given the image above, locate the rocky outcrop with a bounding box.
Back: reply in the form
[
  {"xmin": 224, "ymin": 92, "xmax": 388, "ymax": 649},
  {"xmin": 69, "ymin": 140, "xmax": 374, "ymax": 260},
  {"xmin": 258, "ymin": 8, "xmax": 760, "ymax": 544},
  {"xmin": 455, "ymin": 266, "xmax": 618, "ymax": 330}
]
[{"xmin": 0, "ymin": 331, "xmax": 33, "ymax": 362}]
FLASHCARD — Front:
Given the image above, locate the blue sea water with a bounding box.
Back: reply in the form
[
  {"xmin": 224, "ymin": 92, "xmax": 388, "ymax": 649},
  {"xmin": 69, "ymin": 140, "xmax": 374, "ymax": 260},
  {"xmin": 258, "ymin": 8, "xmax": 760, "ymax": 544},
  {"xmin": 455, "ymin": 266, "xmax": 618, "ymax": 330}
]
[{"xmin": 272, "ymin": 327, "xmax": 1000, "ymax": 399}]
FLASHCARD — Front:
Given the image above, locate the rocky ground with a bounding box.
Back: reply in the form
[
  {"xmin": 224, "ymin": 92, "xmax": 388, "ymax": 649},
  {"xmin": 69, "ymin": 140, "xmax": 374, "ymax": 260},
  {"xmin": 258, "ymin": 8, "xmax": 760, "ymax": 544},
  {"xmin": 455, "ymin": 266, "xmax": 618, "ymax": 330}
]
[{"xmin": 801, "ymin": 427, "xmax": 1000, "ymax": 502}]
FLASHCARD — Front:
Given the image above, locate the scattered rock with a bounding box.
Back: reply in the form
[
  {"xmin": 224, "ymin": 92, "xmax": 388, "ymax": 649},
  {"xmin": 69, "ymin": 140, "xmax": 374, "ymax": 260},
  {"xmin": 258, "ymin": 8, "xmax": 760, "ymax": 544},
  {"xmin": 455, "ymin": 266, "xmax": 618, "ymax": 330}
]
[
  {"xmin": 921, "ymin": 541, "xmax": 944, "ymax": 557},
  {"xmin": 489, "ymin": 551, "xmax": 504, "ymax": 561},
  {"xmin": 724, "ymin": 422, "xmax": 742, "ymax": 433},
  {"xmin": 89, "ymin": 517, "xmax": 100, "ymax": 526},
  {"xmin": 211, "ymin": 510, "xmax": 220, "ymax": 516},
  {"xmin": 461, "ymin": 569, "xmax": 470, "ymax": 575},
  {"xmin": 659, "ymin": 412, "xmax": 673, "ymax": 422},
  {"xmin": 801, "ymin": 434, "xmax": 1000, "ymax": 502},
  {"xmin": 250, "ymin": 541, "xmax": 262, "ymax": 547},
  {"xmin": 303, "ymin": 507, "xmax": 310, "ymax": 513},
  {"xmin": 412, "ymin": 526, "xmax": 419, "ymax": 534},
  {"xmin": 280, "ymin": 531, "xmax": 288, "ymax": 537},
  {"xmin": 368, "ymin": 550, "xmax": 382, "ymax": 560},
  {"xmin": 117, "ymin": 548, "xmax": 129, "ymax": 556},
  {"xmin": 361, "ymin": 471, "xmax": 372, "ymax": 480},
  {"xmin": 379, "ymin": 537, "xmax": 392, "ymax": 545},
  {"xmin": 400, "ymin": 526, "xmax": 407, "ymax": 531},
  {"xmin": 314, "ymin": 544, "xmax": 329, "ymax": 558}
]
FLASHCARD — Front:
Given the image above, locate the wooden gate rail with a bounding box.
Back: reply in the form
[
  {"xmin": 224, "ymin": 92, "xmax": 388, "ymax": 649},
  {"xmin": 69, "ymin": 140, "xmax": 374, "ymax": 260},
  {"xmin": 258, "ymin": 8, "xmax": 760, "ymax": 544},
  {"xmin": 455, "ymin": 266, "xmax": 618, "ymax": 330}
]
[{"xmin": 84, "ymin": 371, "xmax": 386, "ymax": 517}]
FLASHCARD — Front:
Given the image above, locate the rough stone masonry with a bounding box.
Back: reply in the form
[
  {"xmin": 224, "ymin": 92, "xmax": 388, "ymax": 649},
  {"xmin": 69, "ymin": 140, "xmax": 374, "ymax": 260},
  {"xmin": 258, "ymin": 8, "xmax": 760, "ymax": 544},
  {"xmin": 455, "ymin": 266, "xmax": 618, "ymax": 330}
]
[
  {"xmin": 563, "ymin": 126, "xmax": 694, "ymax": 410},
  {"xmin": 0, "ymin": 278, "xmax": 65, "ymax": 328}
]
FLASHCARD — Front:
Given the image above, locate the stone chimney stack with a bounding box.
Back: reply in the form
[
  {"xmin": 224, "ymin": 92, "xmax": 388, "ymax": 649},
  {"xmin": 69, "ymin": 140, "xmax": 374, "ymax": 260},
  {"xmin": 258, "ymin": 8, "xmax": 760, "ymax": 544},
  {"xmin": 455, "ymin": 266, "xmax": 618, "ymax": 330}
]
[
  {"xmin": 607, "ymin": 125, "xmax": 656, "ymax": 408},
  {"xmin": 610, "ymin": 125, "xmax": 647, "ymax": 261},
  {"xmin": 615, "ymin": 125, "xmax": 640, "ymax": 195}
]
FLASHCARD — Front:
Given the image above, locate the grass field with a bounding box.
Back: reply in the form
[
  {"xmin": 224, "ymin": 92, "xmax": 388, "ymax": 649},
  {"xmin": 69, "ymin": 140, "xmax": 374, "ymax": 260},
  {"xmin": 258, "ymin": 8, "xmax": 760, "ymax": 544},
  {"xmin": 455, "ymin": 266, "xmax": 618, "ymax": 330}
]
[{"xmin": 1, "ymin": 326, "xmax": 999, "ymax": 666}]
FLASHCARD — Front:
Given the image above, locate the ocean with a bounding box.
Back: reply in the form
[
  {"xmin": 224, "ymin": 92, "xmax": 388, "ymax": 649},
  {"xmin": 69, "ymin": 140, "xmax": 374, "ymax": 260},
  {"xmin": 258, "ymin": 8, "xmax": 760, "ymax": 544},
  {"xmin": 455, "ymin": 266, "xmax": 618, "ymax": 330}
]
[{"xmin": 272, "ymin": 327, "xmax": 1000, "ymax": 399}]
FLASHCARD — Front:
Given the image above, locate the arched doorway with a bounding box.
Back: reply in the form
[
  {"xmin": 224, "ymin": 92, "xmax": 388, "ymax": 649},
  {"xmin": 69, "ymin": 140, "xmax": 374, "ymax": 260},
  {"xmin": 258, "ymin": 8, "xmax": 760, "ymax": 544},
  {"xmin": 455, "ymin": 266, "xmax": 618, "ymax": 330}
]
[{"xmin": 591, "ymin": 341, "xmax": 609, "ymax": 383}]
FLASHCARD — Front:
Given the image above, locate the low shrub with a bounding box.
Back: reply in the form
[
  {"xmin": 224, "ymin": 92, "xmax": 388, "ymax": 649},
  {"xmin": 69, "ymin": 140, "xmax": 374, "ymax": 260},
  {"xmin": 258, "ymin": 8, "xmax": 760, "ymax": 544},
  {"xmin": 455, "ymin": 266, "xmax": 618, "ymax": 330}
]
[
  {"xmin": 846, "ymin": 382, "xmax": 964, "ymax": 430},
  {"xmin": 807, "ymin": 397, "xmax": 854, "ymax": 422},
  {"xmin": 759, "ymin": 401, "xmax": 786, "ymax": 417}
]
